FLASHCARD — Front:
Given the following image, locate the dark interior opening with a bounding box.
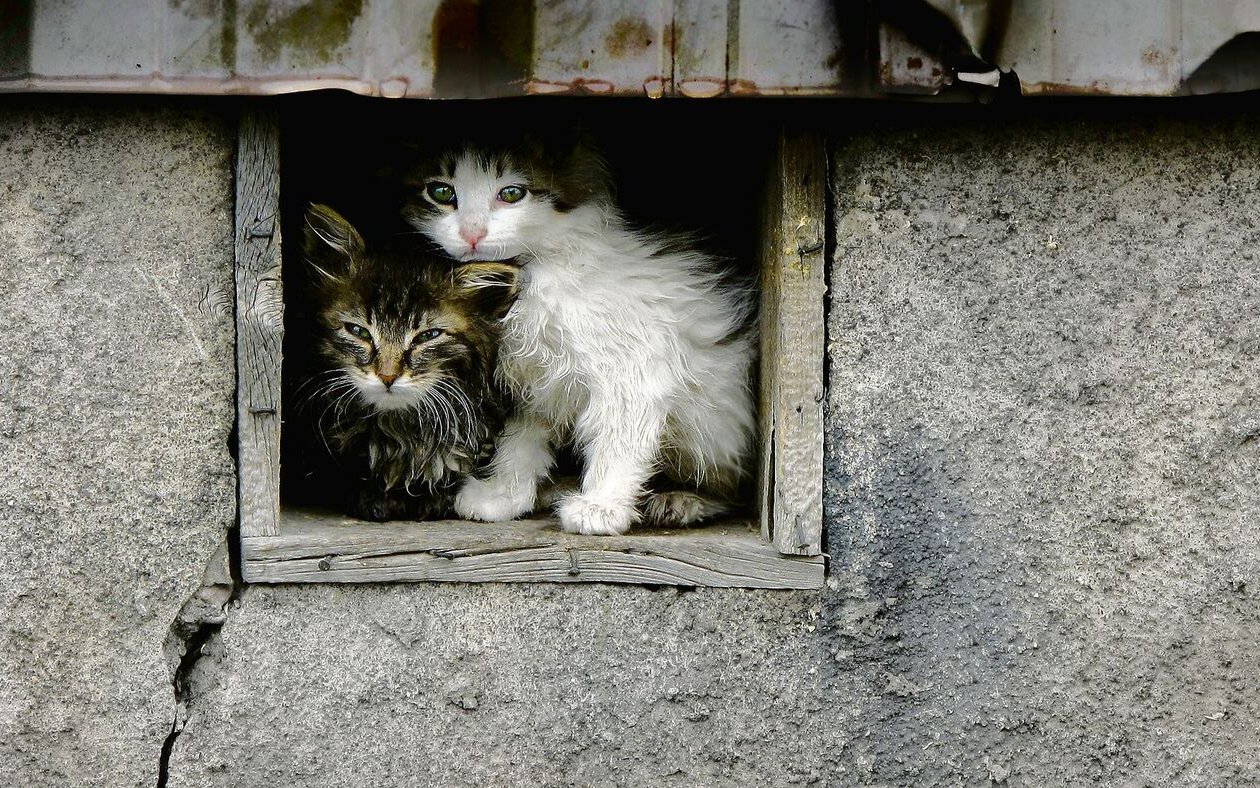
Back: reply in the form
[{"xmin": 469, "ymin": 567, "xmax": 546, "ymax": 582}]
[{"xmin": 276, "ymin": 91, "xmax": 776, "ymax": 524}]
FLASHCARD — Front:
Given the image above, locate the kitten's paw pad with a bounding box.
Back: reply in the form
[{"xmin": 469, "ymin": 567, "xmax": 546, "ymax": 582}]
[
  {"xmin": 642, "ymin": 490, "xmax": 727, "ymax": 527},
  {"xmin": 557, "ymin": 495, "xmax": 635, "ymax": 536},
  {"xmin": 454, "ymin": 478, "xmax": 534, "ymax": 522}
]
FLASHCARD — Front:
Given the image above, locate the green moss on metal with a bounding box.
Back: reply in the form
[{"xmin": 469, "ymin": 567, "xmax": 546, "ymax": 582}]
[{"xmin": 245, "ymin": 0, "xmax": 364, "ymax": 65}]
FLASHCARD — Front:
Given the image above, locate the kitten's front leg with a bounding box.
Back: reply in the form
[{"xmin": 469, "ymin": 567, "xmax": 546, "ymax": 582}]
[
  {"xmin": 455, "ymin": 411, "xmax": 554, "ymax": 522},
  {"xmin": 559, "ymin": 394, "xmax": 665, "ymax": 536}
]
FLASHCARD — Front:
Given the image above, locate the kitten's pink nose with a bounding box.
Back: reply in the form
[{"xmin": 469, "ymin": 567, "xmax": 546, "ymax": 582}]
[
  {"xmin": 459, "ymin": 226, "xmax": 487, "ymax": 249},
  {"xmin": 379, "ymin": 372, "xmax": 399, "ymax": 387}
]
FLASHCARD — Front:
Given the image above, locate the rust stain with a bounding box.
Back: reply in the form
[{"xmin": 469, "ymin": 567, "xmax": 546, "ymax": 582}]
[
  {"xmin": 605, "ymin": 16, "xmax": 653, "ymax": 58},
  {"xmin": 432, "ymin": 0, "xmax": 480, "ymax": 96},
  {"xmin": 431, "ymin": 0, "xmax": 534, "ymax": 98},
  {"xmin": 434, "ymin": 0, "xmax": 479, "ymax": 57},
  {"xmin": 1021, "ymin": 80, "xmax": 1119, "ymax": 96},
  {"xmin": 643, "ymin": 76, "xmax": 668, "ymax": 98},
  {"xmin": 1017, "ymin": 79, "xmax": 1183, "ymax": 97},
  {"xmin": 576, "ymin": 78, "xmax": 616, "ymax": 94},
  {"xmin": 1142, "ymin": 46, "xmax": 1170, "ymax": 66},
  {"xmin": 679, "ymin": 78, "xmax": 726, "ymax": 98},
  {"xmin": 729, "ymin": 79, "xmax": 843, "ymax": 95},
  {"xmin": 526, "ymin": 78, "xmax": 616, "ymax": 95}
]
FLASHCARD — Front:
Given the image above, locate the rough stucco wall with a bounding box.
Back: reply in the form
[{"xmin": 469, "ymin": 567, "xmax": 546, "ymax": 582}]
[
  {"xmin": 824, "ymin": 103, "xmax": 1260, "ymax": 785},
  {"xmin": 5, "ymin": 95, "xmax": 1254, "ymax": 787},
  {"xmin": 170, "ymin": 101, "xmax": 1260, "ymax": 781},
  {"xmin": 0, "ymin": 98, "xmax": 236, "ymax": 786},
  {"xmin": 168, "ymin": 102, "xmax": 1259, "ymax": 786},
  {"xmin": 171, "ymin": 585, "xmax": 840, "ymax": 785}
]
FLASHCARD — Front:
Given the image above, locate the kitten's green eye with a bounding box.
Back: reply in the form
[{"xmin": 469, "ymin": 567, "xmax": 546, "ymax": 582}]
[
  {"xmin": 413, "ymin": 328, "xmax": 444, "ymax": 345},
  {"xmin": 426, "ymin": 182, "xmax": 456, "ymax": 206},
  {"xmin": 343, "ymin": 322, "xmax": 372, "ymax": 341},
  {"xmin": 498, "ymin": 185, "xmax": 526, "ymax": 204}
]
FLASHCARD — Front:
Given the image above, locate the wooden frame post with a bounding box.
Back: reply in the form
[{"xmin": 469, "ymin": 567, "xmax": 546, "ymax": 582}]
[
  {"xmin": 235, "ymin": 106, "xmax": 824, "ymax": 588},
  {"xmin": 758, "ymin": 128, "xmax": 827, "ymax": 557},
  {"xmin": 235, "ymin": 106, "xmax": 284, "ymax": 540}
]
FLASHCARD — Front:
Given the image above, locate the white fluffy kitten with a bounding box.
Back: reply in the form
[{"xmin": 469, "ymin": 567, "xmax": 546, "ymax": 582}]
[{"xmin": 402, "ymin": 133, "xmax": 757, "ymax": 535}]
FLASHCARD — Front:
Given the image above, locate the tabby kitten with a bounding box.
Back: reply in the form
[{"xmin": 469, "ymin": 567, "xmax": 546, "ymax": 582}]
[
  {"xmin": 291, "ymin": 204, "xmax": 518, "ymax": 521},
  {"xmin": 401, "ymin": 131, "xmax": 758, "ymax": 536}
]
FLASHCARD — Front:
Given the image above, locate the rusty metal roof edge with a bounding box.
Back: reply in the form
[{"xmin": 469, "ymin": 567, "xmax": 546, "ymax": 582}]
[
  {"xmin": 0, "ymin": 76, "xmax": 382, "ymax": 98},
  {"xmin": 7, "ymin": 2, "xmax": 1260, "ymax": 100}
]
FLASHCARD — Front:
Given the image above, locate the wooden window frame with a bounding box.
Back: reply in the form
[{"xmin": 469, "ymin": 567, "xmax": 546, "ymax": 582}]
[{"xmin": 235, "ymin": 106, "xmax": 826, "ymax": 588}]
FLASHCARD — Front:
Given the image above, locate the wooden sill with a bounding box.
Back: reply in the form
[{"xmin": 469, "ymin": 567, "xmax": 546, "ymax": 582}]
[{"xmin": 242, "ymin": 508, "xmax": 825, "ymax": 589}]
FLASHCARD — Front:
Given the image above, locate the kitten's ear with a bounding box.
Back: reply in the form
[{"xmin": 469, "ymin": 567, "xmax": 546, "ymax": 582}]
[
  {"xmin": 452, "ymin": 261, "xmax": 520, "ymax": 319},
  {"xmin": 520, "ymin": 124, "xmax": 613, "ymax": 207},
  {"xmin": 303, "ymin": 204, "xmax": 365, "ymax": 280}
]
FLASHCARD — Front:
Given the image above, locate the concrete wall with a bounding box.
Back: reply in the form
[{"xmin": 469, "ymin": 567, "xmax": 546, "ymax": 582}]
[
  {"xmin": 0, "ymin": 97, "xmax": 237, "ymax": 786},
  {"xmin": 823, "ymin": 102, "xmax": 1260, "ymax": 785},
  {"xmin": 2, "ymin": 96, "xmax": 1257, "ymax": 787}
]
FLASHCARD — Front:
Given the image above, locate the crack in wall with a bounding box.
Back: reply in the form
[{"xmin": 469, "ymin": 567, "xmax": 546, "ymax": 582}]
[{"xmin": 157, "ymin": 540, "xmax": 237, "ymax": 788}]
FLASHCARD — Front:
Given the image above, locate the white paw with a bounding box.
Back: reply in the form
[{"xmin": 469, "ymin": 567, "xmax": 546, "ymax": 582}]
[
  {"xmin": 642, "ymin": 490, "xmax": 725, "ymax": 527},
  {"xmin": 454, "ymin": 477, "xmax": 535, "ymax": 522},
  {"xmin": 557, "ymin": 494, "xmax": 636, "ymax": 536}
]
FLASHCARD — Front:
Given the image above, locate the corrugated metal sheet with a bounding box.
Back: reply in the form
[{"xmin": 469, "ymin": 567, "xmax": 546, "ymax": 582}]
[
  {"xmin": 908, "ymin": 0, "xmax": 1260, "ymax": 96},
  {"xmin": 1, "ymin": 0, "xmax": 1259, "ymax": 98},
  {"xmin": 999, "ymin": 0, "xmax": 1184, "ymax": 95}
]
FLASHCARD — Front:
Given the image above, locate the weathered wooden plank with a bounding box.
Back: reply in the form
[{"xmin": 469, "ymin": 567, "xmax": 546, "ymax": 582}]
[
  {"xmin": 757, "ymin": 133, "xmax": 786, "ymax": 546},
  {"xmin": 235, "ymin": 107, "xmax": 284, "ymax": 538},
  {"xmin": 759, "ymin": 129, "xmax": 827, "ymax": 556},
  {"xmin": 243, "ymin": 511, "xmax": 824, "ymax": 588}
]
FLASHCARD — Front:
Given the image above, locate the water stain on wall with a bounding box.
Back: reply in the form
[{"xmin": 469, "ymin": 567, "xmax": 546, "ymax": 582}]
[
  {"xmin": 0, "ymin": 0, "xmax": 32, "ymax": 78},
  {"xmin": 432, "ymin": 0, "xmax": 533, "ymax": 97}
]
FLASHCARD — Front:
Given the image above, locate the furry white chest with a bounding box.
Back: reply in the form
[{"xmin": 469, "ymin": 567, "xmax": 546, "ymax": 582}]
[{"xmin": 497, "ymin": 256, "xmax": 612, "ymax": 431}]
